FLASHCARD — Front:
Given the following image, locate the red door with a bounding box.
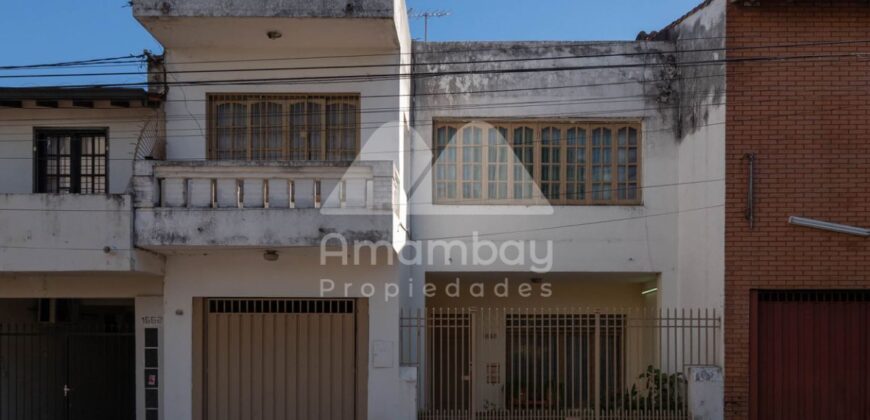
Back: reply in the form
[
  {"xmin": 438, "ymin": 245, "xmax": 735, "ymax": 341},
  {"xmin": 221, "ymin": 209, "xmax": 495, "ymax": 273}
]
[{"xmin": 751, "ymin": 290, "xmax": 870, "ymax": 420}]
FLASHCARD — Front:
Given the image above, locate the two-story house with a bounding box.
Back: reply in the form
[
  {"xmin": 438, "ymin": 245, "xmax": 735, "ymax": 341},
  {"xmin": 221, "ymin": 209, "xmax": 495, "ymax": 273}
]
[{"xmin": 0, "ymin": 1, "xmax": 728, "ymax": 419}]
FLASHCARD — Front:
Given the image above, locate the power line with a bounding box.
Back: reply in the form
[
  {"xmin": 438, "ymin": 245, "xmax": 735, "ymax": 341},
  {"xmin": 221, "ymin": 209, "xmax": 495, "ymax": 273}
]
[
  {"xmin": 0, "ymin": 34, "xmax": 752, "ymax": 72},
  {"xmin": 12, "ymin": 52, "xmax": 864, "ymax": 90},
  {"xmin": 2, "ymin": 73, "xmax": 866, "ymax": 130},
  {"xmin": 0, "ymin": 54, "xmax": 146, "ymax": 71},
  {"xmin": 0, "ymin": 90, "xmax": 687, "ymax": 127},
  {"xmin": 3, "ymin": 87, "xmax": 866, "ymax": 146},
  {"xmin": 1, "ymin": 32, "xmax": 858, "ymax": 72},
  {"xmin": 0, "ymin": 177, "xmax": 724, "ymax": 213},
  {"xmin": 0, "ymin": 95, "xmax": 739, "ymax": 142},
  {"xmin": 0, "ymin": 73, "xmax": 708, "ymax": 122},
  {"xmin": 1, "ymin": 88, "xmax": 860, "ymax": 160},
  {"xmin": 0, "ymin": 202, "xmax": 726, "ymax": 251},
  {"xmin": 3, "ymin": 38, "xmax": 870, "ymax": 81},
  {"xmin": 413, "ymin": 204, "xmax": 725, "ymax": 241},
  {"xmin": 7, "ymin": 45, "xmax": 863, "ymax": 125}
]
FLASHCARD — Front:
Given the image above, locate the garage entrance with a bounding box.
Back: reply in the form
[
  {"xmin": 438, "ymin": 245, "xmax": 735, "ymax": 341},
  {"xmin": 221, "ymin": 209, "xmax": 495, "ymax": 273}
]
[
  {"xmin": 752, "ymin": 290, "xmax": 870, "ymax": 420},
  {"xmin": 194, "ymin": 298, "xmax": 367, "ymax": 420},
  {"xmin": 0, "ymin": 299, "xmax": 135, "ymax": 420}
]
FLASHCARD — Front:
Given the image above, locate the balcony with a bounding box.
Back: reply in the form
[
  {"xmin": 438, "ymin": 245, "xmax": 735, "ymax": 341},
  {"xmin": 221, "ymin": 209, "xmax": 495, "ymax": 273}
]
[
  {"xmin": 132, "ymin": 160, "xmax": 400, "ymax": 250},
  {"xmin": 0, "ymin": 194, "xmax": 162, "ymax": 273},
  {"xmin": 132, "ymin": 0, "xmax": 394, "ymax": 19},
  {"xmin": 132, "ymin": 0, "xmax": 402, "ymax": 49}
]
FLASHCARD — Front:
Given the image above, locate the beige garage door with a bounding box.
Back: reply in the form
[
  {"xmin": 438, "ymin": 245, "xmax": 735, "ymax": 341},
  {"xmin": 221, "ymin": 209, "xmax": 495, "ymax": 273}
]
[{"xmin": 194, "ymin": 298, "xmax": 367, "ymax": 420}]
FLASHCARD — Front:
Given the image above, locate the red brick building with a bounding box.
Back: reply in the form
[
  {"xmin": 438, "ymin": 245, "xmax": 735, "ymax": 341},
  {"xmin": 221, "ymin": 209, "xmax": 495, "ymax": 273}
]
[{"xmin": 725, "ymin": 0, "xmax": 870, "ymax": 418}]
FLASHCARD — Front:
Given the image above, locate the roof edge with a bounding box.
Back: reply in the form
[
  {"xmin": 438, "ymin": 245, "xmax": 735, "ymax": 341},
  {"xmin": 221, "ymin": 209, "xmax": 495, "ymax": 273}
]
[{"xmin": 637, "ymin": 0, "xmax": 716, "ymax": 41}]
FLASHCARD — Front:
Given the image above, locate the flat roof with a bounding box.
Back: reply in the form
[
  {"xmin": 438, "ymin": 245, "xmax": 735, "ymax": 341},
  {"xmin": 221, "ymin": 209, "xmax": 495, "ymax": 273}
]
[{"xmin": 0, "ymin": 87, "xmax": 149, "ymax": 102}]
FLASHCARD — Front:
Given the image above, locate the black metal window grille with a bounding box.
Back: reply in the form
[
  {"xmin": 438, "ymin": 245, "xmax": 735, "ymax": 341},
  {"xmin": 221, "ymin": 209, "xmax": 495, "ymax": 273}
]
[
  {"xmin": 34, "ymin": 129, "xmax": 108, "ymax": 194},
  {"xmin": 207, "ymin": 298, "xmax": 355, "ymax": 314}
]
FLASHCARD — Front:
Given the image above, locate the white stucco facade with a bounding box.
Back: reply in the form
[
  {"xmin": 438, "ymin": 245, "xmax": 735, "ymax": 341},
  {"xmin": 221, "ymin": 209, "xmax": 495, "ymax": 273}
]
[{"xmin": 0, "ymin": 1, "xmax": 726, "ymax": 419}]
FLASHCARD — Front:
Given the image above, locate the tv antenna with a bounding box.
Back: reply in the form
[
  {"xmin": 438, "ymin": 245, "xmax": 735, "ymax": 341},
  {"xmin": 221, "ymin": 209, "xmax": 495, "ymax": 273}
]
[{"xmin": 409, "ymin": 9, "xmax": 452, "ymax": 42}]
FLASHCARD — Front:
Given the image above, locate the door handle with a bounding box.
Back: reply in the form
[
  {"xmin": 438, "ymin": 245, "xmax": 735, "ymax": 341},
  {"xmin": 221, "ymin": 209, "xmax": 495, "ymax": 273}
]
[{"xmin": 63, "ymin": 384, "xmax": 72, "ymax": 397}]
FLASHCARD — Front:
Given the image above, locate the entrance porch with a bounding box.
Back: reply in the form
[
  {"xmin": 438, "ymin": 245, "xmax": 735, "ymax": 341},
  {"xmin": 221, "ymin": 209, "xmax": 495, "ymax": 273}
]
[{"xmin": 401, "ymin": 274, "xmax": 721, "ymax": 420}]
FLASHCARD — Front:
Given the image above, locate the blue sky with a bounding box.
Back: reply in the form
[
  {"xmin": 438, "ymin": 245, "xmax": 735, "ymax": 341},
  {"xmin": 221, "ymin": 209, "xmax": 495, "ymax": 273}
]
[{"xmin": 0, "ymin": 0, "xmax": 701, "ymax": 87}]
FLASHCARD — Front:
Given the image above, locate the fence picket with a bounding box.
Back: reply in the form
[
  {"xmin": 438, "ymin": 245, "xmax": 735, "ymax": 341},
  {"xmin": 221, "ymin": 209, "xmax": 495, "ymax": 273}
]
[{"xmin": 400, "ymin": 307, "xmax": 721, "ymax": 420}]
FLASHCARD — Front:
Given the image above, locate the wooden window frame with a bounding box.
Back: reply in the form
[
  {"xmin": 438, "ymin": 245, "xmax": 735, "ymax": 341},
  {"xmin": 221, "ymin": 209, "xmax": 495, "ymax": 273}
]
[
  {"xmin": 432, "ymin": 120, "xmax": 642, "ymax": 206},
  {"xmin": 33, "ymin": 127, "xmax": 109, "ymax": 194},
  {"xmin": 207, "ymin": 94, "xmax": 361, "ymax": 161}
]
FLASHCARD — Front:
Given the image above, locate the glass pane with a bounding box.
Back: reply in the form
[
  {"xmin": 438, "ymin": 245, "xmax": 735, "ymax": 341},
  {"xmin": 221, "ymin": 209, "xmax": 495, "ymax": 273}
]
[
  {"xmin": 289, "ymin": 102, "xmax": 306, "ymax": 160},
  {"xmin": 308, "ymin": 102, "xmax": 323, "ymax": 160},
  {"xmin": 251, "ymin": 102, "xmax": 283, "ymax": 160},
  {"xmin": 216, "ymin": 102, "xmax": 246, "ymax": 159},
  {"xmin": 326, "ymin": 101, "xmax": 358, "ymax": 161}
]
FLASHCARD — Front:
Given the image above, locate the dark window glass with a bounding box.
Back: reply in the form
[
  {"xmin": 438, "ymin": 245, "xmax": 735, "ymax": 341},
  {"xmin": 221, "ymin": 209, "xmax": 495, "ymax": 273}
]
[{"xmin": 35, "ymin": 130, "xmax": 108, "ymax": 194}]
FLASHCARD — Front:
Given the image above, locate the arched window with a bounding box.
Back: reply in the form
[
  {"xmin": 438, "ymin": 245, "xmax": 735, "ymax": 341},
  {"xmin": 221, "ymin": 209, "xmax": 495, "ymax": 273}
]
[
  {"xmin": 214, "ymin": 101, "xmax": 247, "ymax": 160},
  {"xmin": 487, "ymin": 126, "xmax": 510, "ymax": 200},
  {"xmin": 326, "ymin": 100, "xmax": 359, "ymax": 161},
  {"xmin": 512, "ymin": 126, "xmax": 535, "ymax": 200},
  {"xmin": 433, "ymin": 125, "xmax": 459, "ymax": 200},
  {"xmin": 566, "ymin": 127, "xmax": 587, "ymax": 202},
  {"xmin": 432, "ymin": 121, "xmax": 641, "ymax": 205},
  {"xmin": 590, "ymin": 127, "xmax": 613, "ymax": 201},
  {"xmin": 617, "ymin": 127, "xmax": 639, "ymax": 200},
  {"xmin": 250, "ymin": 101, "xmax": 283, "ymax": 160},
  {"xmin": 540, "ymin": 126, "xmax": 562, "ymax": 200}
]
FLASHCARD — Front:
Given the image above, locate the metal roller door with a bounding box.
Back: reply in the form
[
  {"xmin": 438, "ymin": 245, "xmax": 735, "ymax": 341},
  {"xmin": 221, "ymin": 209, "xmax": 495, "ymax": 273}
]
[
  {"xmin": 751, "ymin": 290, "xmax": 870, "ymax": 420},
  {"xmin": 195, "ymin": 298, "xmax": 366, "ymax": 420}
]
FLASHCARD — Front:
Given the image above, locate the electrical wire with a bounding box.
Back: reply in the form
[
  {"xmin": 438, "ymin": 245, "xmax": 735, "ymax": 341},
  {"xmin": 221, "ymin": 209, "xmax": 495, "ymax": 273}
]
[
  {"xmin": 2, "ymin": 51, "xmax": 866, "ymax": 90},
  {"xmin": 0, "ymin": 54, "xmax": 146, "ymax": 71},
  {"xmin": 2, "ymin": 34, "xmax": 867, "ymax": 74},
  {"xmin": 0, "ymin": 202, "xmax": 726, "ymax": 251},
  {"xmin": 0, "ymin": 33, "xmax": 763, "ymax": 72},
  {"xmin": 0, "ymin": 77, "xmax": 865, "ymax": 137},
  {"xmin": 8, "ymin": 38, "xmax": 870, "ymax": 79},
  {"xmin": 0, "ymin": 177, "xmax": 724, "ymax": 213}
]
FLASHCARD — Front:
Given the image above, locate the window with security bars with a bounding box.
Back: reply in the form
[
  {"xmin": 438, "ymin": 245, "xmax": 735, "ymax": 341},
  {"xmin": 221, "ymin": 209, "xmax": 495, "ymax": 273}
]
[
  {"xmin": 505, "ymin": 313, "xmax": 625, "ymax": 410},
  {"xmin": 433, "ymin": 121, "xmax": 641, "ymax": 205},
  {"xmin": 34, "ymin": 129, "xmax": 108, "ymax": 194},
  {"xmin": 207, "ymin": 94, "xmax": 360, "ymax": 161}
]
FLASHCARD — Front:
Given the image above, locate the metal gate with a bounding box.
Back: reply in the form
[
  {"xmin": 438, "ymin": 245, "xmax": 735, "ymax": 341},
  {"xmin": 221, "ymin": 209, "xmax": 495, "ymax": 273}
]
[
  {"xmin": 196, "ymin": 298, "xmax": 366, "ymax": 420},
  {"xmin": 402, "ymin": 307, "xmax": 721, "ymax": 420},
  {"xmin": 752, "ymin": 290, "xmax": 870, "ymax": 420},
  {"xmin": 0, "ymin": 323, "xmax": 135, "ymax": 420}
]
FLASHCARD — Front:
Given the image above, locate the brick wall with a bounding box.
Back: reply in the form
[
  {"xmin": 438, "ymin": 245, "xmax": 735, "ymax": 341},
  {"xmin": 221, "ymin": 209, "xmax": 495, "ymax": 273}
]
[{"xmin": 725, "ymin": 1, "xmax": 870, "ymax": 418}]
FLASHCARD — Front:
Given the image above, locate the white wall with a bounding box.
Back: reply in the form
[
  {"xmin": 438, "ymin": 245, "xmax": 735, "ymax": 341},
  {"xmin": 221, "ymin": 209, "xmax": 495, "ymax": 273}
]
[
  {"xmin": 409, "ymin": 41, "xmax": 688, "ymax": 308},
  {"xmin": 159, "ymin": 249, "xmax": 404, "ymax": 420},
  {"xmin": 0, "ymin": 273, "xmax": 162, "ymax": 297},
  {"xmin": 663, "ymin": 0, "xmax": 727, "ymax": 365},
  {"xmin": 161, "ymin": 46, "xmax": 405, "ymax": 167},
  {"xmin": 159, "ymin": 43, "xmax": 411, "ymax": 242},
  {"xmin": 407, "ymin": 28, "xmax": 728, "ymax": 314},
  {"xmin": 672, "ymin": 0, "xmax": 726, "ymax": 313},
  {"xmin": 0, "ymin": 194, "xmax": 163, "ymax": 273},
  {"xmin": 151, "ymin": 15, "xmax": 414, "ymax": 420},
  {"xmin": 0, "ymin": 107, "xmax": 157, "ymax": 194}
]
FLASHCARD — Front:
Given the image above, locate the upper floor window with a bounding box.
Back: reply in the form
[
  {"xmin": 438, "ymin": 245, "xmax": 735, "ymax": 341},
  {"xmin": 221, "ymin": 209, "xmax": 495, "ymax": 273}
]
[
  {"xmin": 34, "ymin": 129, "xmax": 108, "ymax": 194},
  {"xmin": 207, "ymin": 94, "xmax": 360, "ymax": 161},
  {"xmin": 433, "ymin": 121, "xmax": 641, "ymax": 205}
]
